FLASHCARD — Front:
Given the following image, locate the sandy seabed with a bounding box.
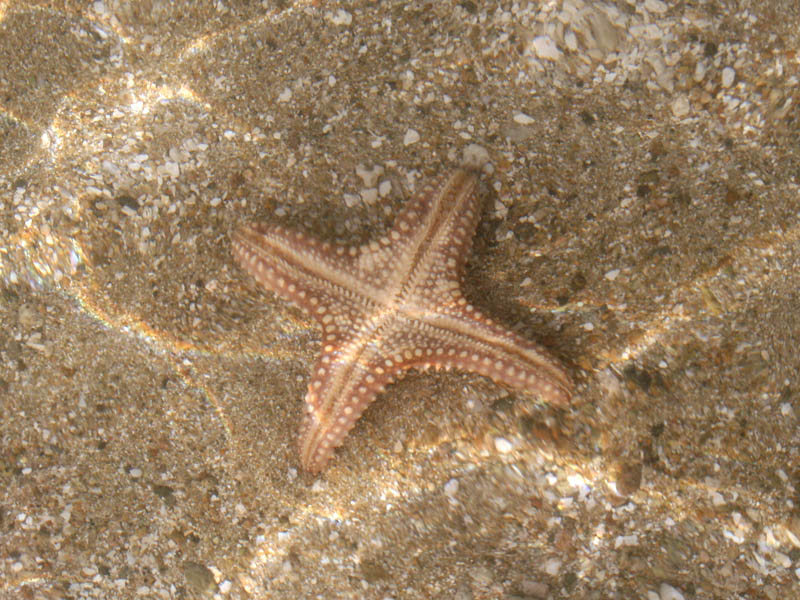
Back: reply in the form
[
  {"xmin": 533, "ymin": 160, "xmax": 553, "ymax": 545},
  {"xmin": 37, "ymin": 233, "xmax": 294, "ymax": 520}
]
[{"xmin": 1, "ymin": 1, "xmax": 799, "ymax": 599}]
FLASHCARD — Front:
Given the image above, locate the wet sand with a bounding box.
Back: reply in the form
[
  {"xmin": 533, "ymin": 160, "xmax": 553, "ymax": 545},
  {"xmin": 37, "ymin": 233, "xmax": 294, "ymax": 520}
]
[{"xmin": 1, "ymin": 2, "xmax": 798, "ymax": 598}]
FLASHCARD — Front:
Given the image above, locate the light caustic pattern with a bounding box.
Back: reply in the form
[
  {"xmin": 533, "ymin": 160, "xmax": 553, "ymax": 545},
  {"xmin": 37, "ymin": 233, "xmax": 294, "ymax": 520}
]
[
  {"xmin": 0, "ymin": 0, "xmax": 795, "ymax": 490},
  {"xmin": 1, "ymin": 2, "xmax": 798, "ymax": 597},
  {"xmin": 0, "ymin": 5, "xmax": 300, "ymax": 508}
]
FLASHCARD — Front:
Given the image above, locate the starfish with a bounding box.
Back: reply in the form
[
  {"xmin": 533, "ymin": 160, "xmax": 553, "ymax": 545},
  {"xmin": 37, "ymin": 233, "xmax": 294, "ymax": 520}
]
[{"xmin": 231, "ymin": 169, "xmax": 573, "ymax": 473}]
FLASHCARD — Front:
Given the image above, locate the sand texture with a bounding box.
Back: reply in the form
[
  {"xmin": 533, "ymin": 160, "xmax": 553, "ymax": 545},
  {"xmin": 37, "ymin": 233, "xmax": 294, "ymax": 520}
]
[{"xmin": 1, "ymin": 1, "xmax": 799, "ymax": 598}]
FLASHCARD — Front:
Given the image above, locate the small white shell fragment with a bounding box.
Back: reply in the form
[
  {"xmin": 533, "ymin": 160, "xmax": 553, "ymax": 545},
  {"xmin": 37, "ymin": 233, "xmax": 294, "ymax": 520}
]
[
  {"xmin": 693, "ymin": 61, "xmax": 707, "ymax": 82},
  {"xmin": 355, "ymin": 163, "xmax": 384, "ymax": 187},
  {"xmin": 378, "ymin": 180, "xmax": 392, "ymax": 197},
  {"xmin": 671, "ymin": 96, "xmax": 690, "ymax": 118},
  {"xmin": 543, "ymin": 558, "xmax": 562, "ymax": 576},
  {"xmin": 721, "ymin": 66, "xmax": 735, "ymax": 88},
  {"xmin": 645, "ymin": 0, "xmax": 668, "ymax": 14},
  {"xmin": 328, "ymin": 9, "xmax": 352, "ymax": 26},
  {"xmin": 513, "ymin": 112, "xmax": 536, "ymax": 125},
  {"xmin": 564, "ymin": 29, "xmax": 578, "ymax": 51},
  {"xmin": 403, "ymin": 128, "xmax": 420, "ymax": 146},
  {"xmin": 531, "ymin": 35, "xmax": 563, "ymax": 61},
  {"xmin": 278, "ymin": 88, "xmax": 292, "ymax": 103},
  {"xmin": 772, "ymin": 551, "xmax": 791, "ymax": 568},
  {"xmin": 605, "ymin": 268, "xmax": 620, "ymax": 281},
  {"xmin": 360, "ymin": 188, "xmax": 378, "ymax": 205},
  {"xmin": 494, "ymin": 437, "xmax": 513, "ymax": 454},
  {"xmin": 461, "ymin": 143, "xmax": 490, "ymax": 169},
  {"xmin": 614, "ymin": 534, "xmax": 638, "ymax": 548},
  {"xmin": 659, "ymin": 583, "xmax": 686, "ymax": 600},
  {"xmin": 587, "ymin": 10, "xmax": 619, "ymax": 54},
  {"xmin": 162, "ymin": 161, "xmax": 180, "ymax": 178}
]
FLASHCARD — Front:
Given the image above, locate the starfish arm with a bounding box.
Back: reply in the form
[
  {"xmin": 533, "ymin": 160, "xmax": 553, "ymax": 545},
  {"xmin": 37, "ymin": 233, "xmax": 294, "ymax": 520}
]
[
  {"xmin": 232, "ymin": 222, "xmax": 374, "ymax": 324},
  {"xmin": 299, "ymin": 302, "xmax": 572, "ymax": 473},
  {"xmin": 361, "ymin": 170, "xmax": 482, "ymax": 293},
  {"xmin": 298, "ymin": 339, "xmax": 396, "ymax": 473},
  {"xmin": 335, "ymin": 170, "xmax": 484, "ymax": 301},
  {"xmin": 394, "ymin": 306, "xmax": 573, "ymax": 406}
]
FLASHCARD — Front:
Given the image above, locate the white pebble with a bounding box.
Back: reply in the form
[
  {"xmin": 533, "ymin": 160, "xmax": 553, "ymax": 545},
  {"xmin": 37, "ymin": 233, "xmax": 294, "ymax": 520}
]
[
  {"xmin": 693, "ymin": 61, "xmax": 707, "ymax": 82},
  {"xmin": 670, "ymin": 96, "xmax": 690, "ymax": 118},
  {"xmin": 403, "ymin": 129, "xmax": 420, "ymax": 146},
  {"xmin": 531, "ymin": 35, "xmax": 562, "ymax": 61},
  {"xmin": 494, "ymin": 437, "xmax": 513, "ymax": 454},
  {"xmin": 444, "ymin": 478, "xmax": 459, "ymax": 497},
  {"xmin": 462, "ymin": 143, "xmax": 490, "ymax": 169},
  {"xmin": 129, "ymin": 467, "xmax": 142, "ymax": 478},
  {"xmin": 773, "ymin": 551, "xmax": 791, "ymax": 568},
  {"xmin": 645, "ymin": 0, "xmax": 668, "ymax": 14},
  {"xmin": 723, "ymin": 529, "xmax": 744, "ymax": 544},
  {"xmin": 278, "ymin": 88, "xmax": 292, "ymax": 103},
  {"xmin": 521, "ymin": 580, "xmax": 548, "ymax": 598},
  {"xmin": 219, "ymin": 580, "xmax": 232, "ymax": 593},
  {"xmin": 513, "ymin": 112, "xmax": 535, "ymax": 125},
  {"xmin": 543, "ymin": 558, "xmax": 562, "ymax": 576},
  {"xmin": 604, "ymin": 268, "xmax": 620, "ymax": 281},
  {"xmin": 614, "ymin": 534, "xmax": 638, "ymax": 547},
  {"xmin": 587, "ymin": 10, "xmax": 619, "ymax": 54},
  {"xmin": 564, "ymin": 29, "xmax": 578, "ymax": 51},
  {"xmin": 102, "ymin": 159, "xmax": 121, "ymax": 177},
  {"xmin": 162, "ymin": 161, "xmax": 180, "ymax": 178},
  {"xmin": 721, "ymin": 66, "xmax": 735, "ymax": 88},
  {"xmin": 378, "ymin": 180, "xmax": 392, "ymax": 197},
  {"xmin": 360, "ymin": 188, "xmax": 378, "ymax": 205},
  {"xmin": 329, "ymin": 9, "xmax": 352, "ymax": 26},
  {"xmin": 659, "ymin": 583, "xmax": 685, "ymax": 600}
]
